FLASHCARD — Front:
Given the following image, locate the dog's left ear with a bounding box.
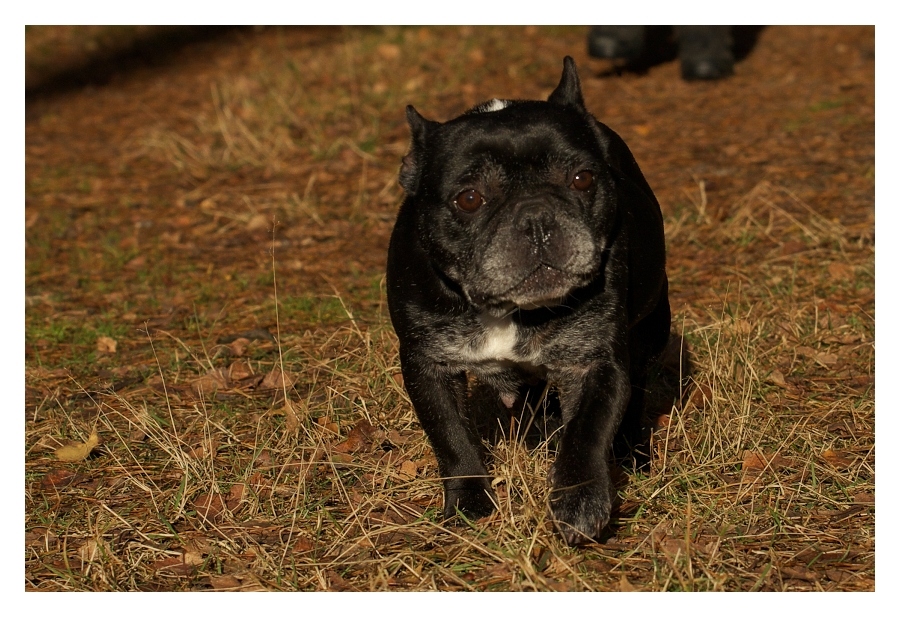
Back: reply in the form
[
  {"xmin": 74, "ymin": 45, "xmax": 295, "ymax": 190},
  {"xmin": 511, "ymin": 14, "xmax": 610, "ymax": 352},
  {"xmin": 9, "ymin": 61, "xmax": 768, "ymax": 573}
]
[{"xmin": 548, "ymin": 56, "xmax": 586, "ymax": 111}]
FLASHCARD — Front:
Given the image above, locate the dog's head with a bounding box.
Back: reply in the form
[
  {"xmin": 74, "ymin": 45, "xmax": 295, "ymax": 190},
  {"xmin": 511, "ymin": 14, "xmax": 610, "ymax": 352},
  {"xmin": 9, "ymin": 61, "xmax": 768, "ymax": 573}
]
[{"xmin": 399, "ymin": 57, "xmax": 620, "ymax": 314}]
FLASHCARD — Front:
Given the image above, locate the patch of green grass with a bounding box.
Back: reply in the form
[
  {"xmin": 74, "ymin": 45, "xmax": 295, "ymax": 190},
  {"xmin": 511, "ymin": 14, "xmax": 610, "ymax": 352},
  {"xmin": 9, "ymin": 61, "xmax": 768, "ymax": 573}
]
[{"xmin": 280, "ymin": 294, "xmax": 350, "ymax": 325}]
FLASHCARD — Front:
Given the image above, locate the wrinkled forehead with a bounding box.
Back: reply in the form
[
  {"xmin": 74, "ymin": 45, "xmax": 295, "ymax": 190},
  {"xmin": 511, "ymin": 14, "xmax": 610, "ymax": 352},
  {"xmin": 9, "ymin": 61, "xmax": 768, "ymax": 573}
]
[{"xmin": 435, "ymin": 108, "xmax": 595, "ymax": 169}]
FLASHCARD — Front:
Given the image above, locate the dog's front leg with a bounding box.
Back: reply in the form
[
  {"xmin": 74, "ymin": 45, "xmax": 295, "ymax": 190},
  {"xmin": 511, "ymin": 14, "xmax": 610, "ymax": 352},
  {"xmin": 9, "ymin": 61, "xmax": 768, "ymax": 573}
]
[
  {"xmin": 399, "ymin": 348, "xmax": 496, "ymax": 521},
  {"xmin": 549, "ymin": 356, "xmax": 631, "ymax": 545}
]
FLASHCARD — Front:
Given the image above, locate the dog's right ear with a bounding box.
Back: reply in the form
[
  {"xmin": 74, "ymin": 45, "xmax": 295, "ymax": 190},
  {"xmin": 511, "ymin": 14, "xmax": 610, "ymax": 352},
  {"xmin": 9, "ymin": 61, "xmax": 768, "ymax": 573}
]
[{"xmin": 399, "ymin": 105, "xmax": 437, "ymax": 195}]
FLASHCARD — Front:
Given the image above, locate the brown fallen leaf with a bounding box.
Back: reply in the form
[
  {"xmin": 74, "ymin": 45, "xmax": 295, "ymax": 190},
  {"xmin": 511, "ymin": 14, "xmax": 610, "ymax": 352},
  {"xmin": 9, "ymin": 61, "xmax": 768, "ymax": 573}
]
[
  {"xmin": 193, "ymin": 493, "xmax": 228, "ymax": 521},
  {"xmin": 247, "ymin": 472, "xmax": 272, "ymax": 498},
  {"xmin": 209, "ymin": 574, "xmax": 243, "ymax": 590},
  {"xmin": 821, "ymin": 449, "xmax": 855, "ymax": 469},
  {"xmin": 261, "ymin": 367, "xmax": 296, "ymax": 391},
  {"xmin": 189, "ymin": 436, "xmax": 220, "ymax": 459},
  {"xmin": 376, "ymin": 43, "xmax": 401, "ymax": 60},
  {"xmin": 226, "ymin": 337, "xmax": 251, "ymax": 357},
  {"xmin": 330, "ymin": 453, "xmax": 353, "ymax": 466},
  {"xmin": 619, "ymin": 575, "xmax": 638, "ymax": 591},
  {"xmin": 246, "ymin": 213, "xmax": 269, "ymax": 232},
  {"xmin": 228, "ymin": 359, "xmax": 255, "ymax": 381},
  {"xmin": 688, "ymin": 383, "xmax": 713, "ymax": 409},
  {"xmin": 293, "ymin": 536, "xmax": 315, "ymax": 553},
  {"xmin": 315, "ymin": 415, "xmax": 340, "ymax": 435},
  {"xmin": 827, "ymin": 262, "xmax": 853, "ymax": 281},
  {"xmin": 55, "ymin": 430, "xmax": 99, "ymax": 462},
  {"xmin": 282, "ymin": 399, "xmax": 302, "ymax": 432},
  {"xmin": 814, "ymin": 352, "xmax": 839, "ymax": 367},
  {"xmin": 825, "ymin": 569, "xmax": 854, "ymax": 583},
  {"xmin": 741, "ymin": 450, "xmax": 790, "ymax": 479},
  {"xmin": 190, "ymin": 368, "xmax": 229, "ymax": 396},
  {"xmin": 633, "ymin": 124, "xmax": 651, "ymax": 136},
  {"xmin": 41, "ymin": 469, "xmax": 88, "ymax": 489},
  {"xmin": 768, "ymin": 370, "xmax": 787, "ymax": 386},
  {"xmin": 151, "ymin": 555, "xmax": 197, "ymax": 576},
  {"xmin": 781, "ymin": 565, "xmax": 818, "ymax": 582},
  {"xmin": 96, "ymin": 336, "xmax": 117, "ymax": 354},
  {"xmin": 397, "ymin": 460, "xmax": 418, "ymax": 480},
  {"xmin": 333, "ymin": 419, "xmax": 376, "ymax": 453},
  {"xmin": 125, "ymin": 255, "xmax": 146, "ymax": 270},
  {"xmin": 226, "ymin": 483, "xmax": 245, "ymax": 511},
  {"xmin": 78, "ymin": 539, "xmax": 105, "ymax": 564}
]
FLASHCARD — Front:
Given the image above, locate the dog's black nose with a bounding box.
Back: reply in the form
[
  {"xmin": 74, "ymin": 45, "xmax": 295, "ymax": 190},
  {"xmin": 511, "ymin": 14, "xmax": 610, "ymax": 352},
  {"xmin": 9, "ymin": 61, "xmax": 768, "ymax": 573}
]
[{"xmin": 515, "ymin": 204, "xmax": 556, "ymax": 248}]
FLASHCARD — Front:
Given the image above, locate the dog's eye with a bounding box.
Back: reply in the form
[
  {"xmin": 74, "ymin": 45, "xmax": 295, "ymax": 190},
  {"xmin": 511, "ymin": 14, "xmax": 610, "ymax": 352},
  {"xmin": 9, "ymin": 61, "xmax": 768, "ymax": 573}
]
[
  {"xmin": 454, "ymin": 189, "xmax": 485, "ymax": 212},
  {"xmin": 571, "ymin": 170, "xmax": 594, "ymax": 191}
]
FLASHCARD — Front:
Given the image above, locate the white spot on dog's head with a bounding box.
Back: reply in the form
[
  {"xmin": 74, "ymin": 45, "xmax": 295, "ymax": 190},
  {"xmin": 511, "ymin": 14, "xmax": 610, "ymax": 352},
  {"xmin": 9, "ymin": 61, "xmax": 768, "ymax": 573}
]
[{"xmin": 472, "ymin": 98, "xmax": 509, "ymax": 114}]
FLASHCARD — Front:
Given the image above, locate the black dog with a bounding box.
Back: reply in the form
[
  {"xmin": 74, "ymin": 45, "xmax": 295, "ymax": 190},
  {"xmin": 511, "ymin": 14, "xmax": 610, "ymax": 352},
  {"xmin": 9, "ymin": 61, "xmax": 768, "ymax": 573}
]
[{"xmin": 386, "ymin": 57, "xmax": 670, "ymax": 545}]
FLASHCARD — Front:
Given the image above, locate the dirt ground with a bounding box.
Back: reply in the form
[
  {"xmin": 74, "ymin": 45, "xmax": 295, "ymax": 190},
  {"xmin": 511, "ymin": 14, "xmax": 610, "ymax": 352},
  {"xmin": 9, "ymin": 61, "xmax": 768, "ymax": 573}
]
[{"xmin": 25, "ymin": 26, "xmax": 874, "ymax": 591}]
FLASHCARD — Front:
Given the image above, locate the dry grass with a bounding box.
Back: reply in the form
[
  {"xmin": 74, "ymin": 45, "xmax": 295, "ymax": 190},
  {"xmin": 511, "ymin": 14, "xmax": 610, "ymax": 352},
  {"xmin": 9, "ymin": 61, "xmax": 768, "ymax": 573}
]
[{"xmin": 25, "ymin": 26, "xmax": 874, "ymax": 591}]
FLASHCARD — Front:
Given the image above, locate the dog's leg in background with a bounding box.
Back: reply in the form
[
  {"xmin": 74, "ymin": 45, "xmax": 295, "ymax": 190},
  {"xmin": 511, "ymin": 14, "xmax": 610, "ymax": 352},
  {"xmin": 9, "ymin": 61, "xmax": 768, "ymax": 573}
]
[
  {"xmin": 399, "ymin": 349, "xmax": 497, "ymax": 520},
  {"xmin": 617, "ymin": 289, "xmax": 672, "ymax": 458}
]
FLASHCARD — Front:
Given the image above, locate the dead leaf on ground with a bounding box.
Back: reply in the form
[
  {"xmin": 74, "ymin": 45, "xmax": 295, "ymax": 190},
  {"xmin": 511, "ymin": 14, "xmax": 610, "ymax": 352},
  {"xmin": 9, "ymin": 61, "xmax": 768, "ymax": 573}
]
[
  {"xmin": 228, "ymin": 359, "xmax": 255, "ymax": 381},
  {"xmin": 768, "ymin": 369, "xmax": 787, "ymax": 386},
  {"xmin": 828, "ymin": 262, "xmax": 853, "ymax": 281},
  {"xmin": 190, "ymin": 368, "xmax": 229, "ymax": 396},
  {"xmin": 741, "ymin": 450, "xmax": 791, "ymax": 478},
  {"xmin": 96, "ymin": 336, "xmax": 117, "ymax": 354},
  {"xmin": 821, "ymin": 449, "xmax": 855, "ymax": 469},
  {"xmin": 224, "ymin": 337, "xmax": 251, "ymax": 357},
  {"xmin": 125, "ymin": 255, "xmax": 146, "ymax": 270},
  {"xmin": 826, "ymin": 569, "xmax": 854, "ymax": 583},
  {"xmin": 333, "ymin": 419, "xmax": 376, "ymax": 453},
  {"xmin": 209, "ymin": 574, "xmax": 243, "ymax": 590},
  {"xmin": 619, "ymin": 575, "xmax": 638, "ymax": 591},
  {"xmin": 78, "ymin": 539, "xmax": 106, "ymax": 564},
  {"xmin": 55, "ymin": 430, "xmax": 99, "ymax": 462},
  {"xmin": 247, "ymin": 472, "xmax": 272, "ymax": 498},
  {"xmin": 376, "ymin": 43, "xmax": 401, "ymax": 60},
  {"xmin": 688, "ymin": 383, "xmax": 713, "ymax": 408},
  {"xmin": 281, "ymin": 399, "xmax": 303, "ymax": 432},
  {"xmin": 326, "ymin": 570, "xmax": 354, "ymax": 591},
  {"xmin": 316, "ymin": 415, "xmax": 340, "ymax": 435},
  {"xmin": 41, "ymin": 469, "xmax": 89, "ymax": 489},
  {"xmin": 781, "ymin": 565, "xmax": 818, "ymax": 582},
  {"xmin": 192, "ymin": 493, "xmax": 233, "ymax": 522},
  {"xmin": 246, "ymin": 213, "xmax": 269, "ymax": 232},
  {"xmin": 815, "ymin": 352, "xmax": 839, "ymax": 367},
  {"xmin": 189, "ymin": 436, "xmax": 220, "ymax": 459},
  {"xmin": 293, "ymin": 536, "xmax": 315, "ymax": 553},
  {"xmin": 330, "ymin": 453, "xmax": 353, "ymax": 466},
  {"xmin": 217, "ymin": 328, "xmax": 277, "ymax": 344},
  {"xmin": 151, "ymin": 555, "xmax": 197, "ymax": 576},
  {"xmin": 261, "ymin": 366, "xmax": 296, "ymax": 391},
  {"xmin": 396, "ymin": 460, "xmax": 418, "ymax": 480},
  {"xmin": 226, "ymin": 483, "xmax": 245, "ymax": 511}
]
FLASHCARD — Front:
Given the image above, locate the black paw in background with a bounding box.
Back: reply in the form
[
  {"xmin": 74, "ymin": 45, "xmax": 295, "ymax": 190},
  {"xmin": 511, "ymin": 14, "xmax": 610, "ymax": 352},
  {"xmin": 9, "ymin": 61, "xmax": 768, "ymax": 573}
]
[{"xmin": 588, "ymin": 25, "xmax": 765, "ymax": 81}]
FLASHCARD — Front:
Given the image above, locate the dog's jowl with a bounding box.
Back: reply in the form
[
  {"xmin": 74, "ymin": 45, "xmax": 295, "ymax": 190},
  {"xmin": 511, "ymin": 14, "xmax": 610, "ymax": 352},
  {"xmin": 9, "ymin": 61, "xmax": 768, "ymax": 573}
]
[{"xmin": 386, "ymin": 57, "xmax": 670, "ymax": 545}]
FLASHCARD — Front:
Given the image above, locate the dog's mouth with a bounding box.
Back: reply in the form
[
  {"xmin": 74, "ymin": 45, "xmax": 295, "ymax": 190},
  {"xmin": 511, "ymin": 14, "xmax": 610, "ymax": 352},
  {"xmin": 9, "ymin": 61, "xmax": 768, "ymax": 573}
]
[{"xmin": 471, "ymin": 264, "xmax": 585, "ymax": 312}]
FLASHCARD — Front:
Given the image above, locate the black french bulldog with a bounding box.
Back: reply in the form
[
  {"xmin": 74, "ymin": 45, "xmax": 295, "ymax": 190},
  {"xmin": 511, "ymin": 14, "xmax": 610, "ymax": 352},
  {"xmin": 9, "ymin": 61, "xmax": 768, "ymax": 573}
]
[{"xmin": 386, "ymin": 57, "xmax": 670, "ymax": 545}]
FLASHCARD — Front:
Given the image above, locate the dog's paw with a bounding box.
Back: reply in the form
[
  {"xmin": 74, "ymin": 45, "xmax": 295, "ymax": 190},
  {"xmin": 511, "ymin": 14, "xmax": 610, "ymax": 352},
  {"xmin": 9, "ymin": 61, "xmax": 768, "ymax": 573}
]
[
  {"xmin": 548, "ymin": 476, "xmax": 611, "ymax": 546},
  {"xmin": 443, "ymin": 478, "xmax": 497, "ymax": 522}
]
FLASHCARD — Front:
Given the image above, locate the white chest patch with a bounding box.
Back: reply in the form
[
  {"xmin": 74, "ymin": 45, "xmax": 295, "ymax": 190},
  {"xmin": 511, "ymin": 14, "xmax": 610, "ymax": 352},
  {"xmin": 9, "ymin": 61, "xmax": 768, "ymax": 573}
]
[{"xmin": 461, "ymin": 313, "xmax": 520, "ymax": 363}]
